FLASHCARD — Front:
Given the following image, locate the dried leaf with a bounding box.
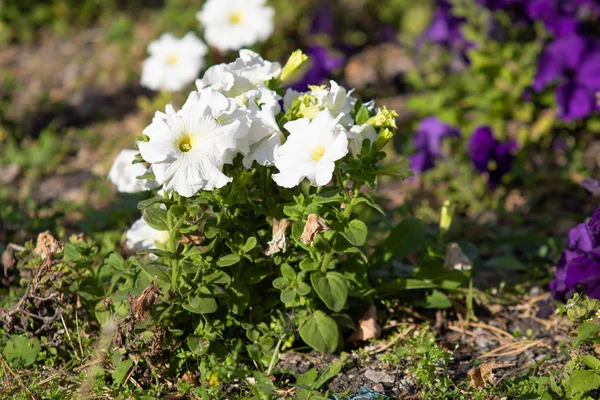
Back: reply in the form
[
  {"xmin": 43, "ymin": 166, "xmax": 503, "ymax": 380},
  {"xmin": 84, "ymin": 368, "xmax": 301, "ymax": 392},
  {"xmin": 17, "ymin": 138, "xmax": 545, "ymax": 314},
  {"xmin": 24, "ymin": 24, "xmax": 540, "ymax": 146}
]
[
  {"xmin": 444, "ymin": 243, "xmax": 472, "ymax": 271},
  {"xmin": 34, "ymin": 231, "xmax": 63, "ymax": 260},
  {"xmin": 300, "ymin": 214, "xmax": 329, "ymax": 245},
  {"xmin": 181, "ymin": 232, "xmax": 205, "ymax": 245},
  {"xmin": 265, "ymin": 218, "xmax": 290, "ymax": 255},
  {"xmin": 132, "ymin": 278, "xmax": 161, "ymax": 319},
  {"xmin": 349, "ymin": 304, "xmax": 381, "ymax": 342},
  {"xmin": 468, "ymin": 363, "xmax": 495, "ymax": 388}
]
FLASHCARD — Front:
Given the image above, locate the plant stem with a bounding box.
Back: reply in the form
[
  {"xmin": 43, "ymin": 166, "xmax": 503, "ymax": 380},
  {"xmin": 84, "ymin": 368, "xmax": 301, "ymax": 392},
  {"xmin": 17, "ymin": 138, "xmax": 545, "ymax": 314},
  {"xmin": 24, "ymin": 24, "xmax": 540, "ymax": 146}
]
[
  {"xmin": 167, "ymin": 211, "xmax": 179, "ymax": 290},
  {"xmin": 266, "ymin": 336, "xmax": 284, "ymax": 376}
]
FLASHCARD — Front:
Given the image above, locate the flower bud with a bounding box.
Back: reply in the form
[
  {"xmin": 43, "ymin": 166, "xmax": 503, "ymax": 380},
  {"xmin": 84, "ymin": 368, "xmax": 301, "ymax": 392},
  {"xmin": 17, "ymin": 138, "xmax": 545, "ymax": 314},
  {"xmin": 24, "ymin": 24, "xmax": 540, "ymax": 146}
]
[
  {"xmin": 280, "ymin": 50, "xmax": 309, "ymax": 83},
  {"xmin": 374, "ymin": 128, "xmax": 394, "ymax": 151},
  {"xmin": 367, "ymin": 106, "xmax": 398, "ymax": 129}
]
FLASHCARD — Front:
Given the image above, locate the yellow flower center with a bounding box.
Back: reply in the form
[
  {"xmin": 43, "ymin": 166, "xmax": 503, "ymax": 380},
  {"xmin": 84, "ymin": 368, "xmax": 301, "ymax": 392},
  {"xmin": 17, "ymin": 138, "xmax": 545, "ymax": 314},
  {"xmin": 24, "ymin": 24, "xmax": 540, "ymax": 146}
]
[
  {"xmin": 178, "ymin": 134, "xmax": 193, "ymax": 152},
  {"xmin": 166, "ymin": 55, "xmax": 179, "ymax": 65},
  {"xmin": 311, "ymin": 146, "xmax": 326, "ymax": 161},
  {"xmin": 229, "ymin": 11, "xmax": 243, "ymax": 25}
]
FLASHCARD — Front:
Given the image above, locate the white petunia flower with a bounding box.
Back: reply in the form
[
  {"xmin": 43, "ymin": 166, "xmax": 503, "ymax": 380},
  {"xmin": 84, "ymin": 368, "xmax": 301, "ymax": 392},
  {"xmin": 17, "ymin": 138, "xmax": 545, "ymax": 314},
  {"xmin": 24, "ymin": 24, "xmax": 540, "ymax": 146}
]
[
  {"xmin": 197, "ymin": 0, "xmax": 274, "ymax": 53},
  {"xmin": 141, "ymin": 32, "xmax": 208, "ymax": 92},
  {"xmin": 108, "ymin": 149, "xmax": 158, "ymax": 193},
  {"xmin": 347, "ymin": 124, "xmax": 377, "ymax": 155},
  {"xmin": 273, "ymin": 110, "xmax": 348, "ymax": 188},
  {"xmin": 126, "ymin": 217, "xmax": 170, "ymax": 250},
  {"xmin": 283, "ymin": 81, "xmax": 355, "ymax": 128},
  {"xmin": 197, "ymin": 50, "xmax": 283, "ymax": 167},
  {"xmin": 196, "ymin": 50, "xmax": 281, "ymax": 101},
  {"xmin": 137, "ymin": 89, "xmax": 251, "ymax": 197}
]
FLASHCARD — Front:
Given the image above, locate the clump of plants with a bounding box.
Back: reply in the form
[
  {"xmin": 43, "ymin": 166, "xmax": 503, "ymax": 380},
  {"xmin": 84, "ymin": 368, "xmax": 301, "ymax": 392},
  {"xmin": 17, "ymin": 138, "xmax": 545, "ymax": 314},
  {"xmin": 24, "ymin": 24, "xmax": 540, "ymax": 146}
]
[{"xmin": 103, "ymin": 48, "xmax": 414, "ymax": 377}]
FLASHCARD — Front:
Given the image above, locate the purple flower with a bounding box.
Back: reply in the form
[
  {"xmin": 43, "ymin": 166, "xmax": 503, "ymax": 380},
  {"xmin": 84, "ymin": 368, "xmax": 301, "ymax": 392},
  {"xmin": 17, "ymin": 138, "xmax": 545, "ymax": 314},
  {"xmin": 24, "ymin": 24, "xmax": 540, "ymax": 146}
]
[
  {"xmin": 583, "ymin": 178, "xmax": 600, "ymax": 196},
  {"xmin": 533, "ymin": 34, "xmax": 600, "ymax": 121},
  {"xmin": 551, "ymin": 204, "xmax": 600, "ymax": 300},
  {"xmin": 289, "ymin": 45, "xmax": 345, "ymax": 91},
  {"xmin": 477, "ymin": 0, "xmax": 527, "ymax": 10},
  {"xmin": 422, "ymin": 0, "xmax": 466, "ymax": 45},
  {"xmin": 468, "ymin": 126, "xmax": 517, "ymax": 188},
  {"xmin": 526, "ymin": 0, "xmax": 600, "ymax": 36},
  {"xmin": 310, "ymin": 6, "xmax": 335, "ymax": 36},
  {"xmin": 408, "ymin": 117, "xmax": 460, "ymax": 174}
]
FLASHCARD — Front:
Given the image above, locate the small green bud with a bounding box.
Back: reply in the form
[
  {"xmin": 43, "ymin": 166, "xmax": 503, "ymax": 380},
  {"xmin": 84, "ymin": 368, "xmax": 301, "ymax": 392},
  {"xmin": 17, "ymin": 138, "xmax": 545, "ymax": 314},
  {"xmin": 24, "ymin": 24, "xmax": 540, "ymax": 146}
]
[
  {"xmin": 440, "ymin": 200, "xmax": 455, "ymax": 235},
  {"xmin": 280, "ymin": 50, "xmax": 309, "ymax": 83},
  {"xmin": 374, "ymin": 128, "xmax": 394, "ymax": 151},
  {"xmin": 367, "ymin": 106, "xmax": 399, "ymax": 129}
]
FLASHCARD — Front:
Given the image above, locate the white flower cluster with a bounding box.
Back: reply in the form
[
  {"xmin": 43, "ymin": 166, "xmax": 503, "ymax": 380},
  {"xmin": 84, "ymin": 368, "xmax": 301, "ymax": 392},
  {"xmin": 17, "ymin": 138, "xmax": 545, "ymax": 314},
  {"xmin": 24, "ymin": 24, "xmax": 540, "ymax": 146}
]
[
  {"xmin": 111, "ymin": 50, "xmax": 387, "ymax": 250},
  {"xmin": 140, "ymin": 0, "xmax": 274, "ymax": 92}
]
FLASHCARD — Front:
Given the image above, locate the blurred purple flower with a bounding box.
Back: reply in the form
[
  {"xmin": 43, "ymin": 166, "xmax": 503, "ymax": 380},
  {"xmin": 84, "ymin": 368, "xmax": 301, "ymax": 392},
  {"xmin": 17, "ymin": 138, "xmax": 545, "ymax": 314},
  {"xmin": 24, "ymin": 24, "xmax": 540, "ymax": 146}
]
[
  {"xmin": 289, "ymin": 45, "xmax": 345, "ymax": 91},
  {"xmin": 526, "ymin": 0, "xmax": 600, "ymax": 36},
  {"xmin": 310, "ymin": 6, "xmax": 335, "ymax": 36},
  {"xmin": 408, "ymin": 117, "xmax": 460, "ymax": 174},
  {"xmin": 477, "ymin": 0, "xmax": 527, "ymax": 10},
  {"xmin": 533, "ymin": 34, "xmax": 600, "ymax": 121},
  {"xmin": 551, "ymin": 204, "xmax": 600, "ymax": 299},
  {"xmin": 583, "ymin": 178, "xmax": 600, "ymax": 196},
  {"xmin": 422, "ymin": 0, "xmax": 467, "ymax": 46},
  {"xmin": 468, "ymin": 126, "xmax": 517, "ymax": 188}
]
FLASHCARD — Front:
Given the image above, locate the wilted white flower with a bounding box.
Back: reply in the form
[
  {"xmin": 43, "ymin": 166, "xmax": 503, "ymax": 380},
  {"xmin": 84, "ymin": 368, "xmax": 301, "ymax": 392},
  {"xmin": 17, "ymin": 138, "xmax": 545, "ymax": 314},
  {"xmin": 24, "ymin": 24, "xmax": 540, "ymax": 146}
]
[
  {"xmin": 347, "ymin": 124, "xmax": 378, "ymax": 155},
  {"xmin": 126, "ymin": 217, "xmax": 170, "ymax": 250},
  {"xmin": 141, "ymin": 32, "xmax": 208, "ymax": 92},
  {"xmin": 197, "ymin": 0, "xmax": 274, "ymax": 53},
  {"xmin": 107, "ymin": 149, "xmax": 157, "ymax": 193},
  {"xmin": 137, "ymin": 89, "xmax": 250, "ymax": 197},
  {"xmin": 444, "ymin": 243, "xmax": 472, "ymax": 271},
  {"xmin": 283, "ymin": 81, "xmax": 355, "ymax": 128},
  {"xmin": 273, "ymin": 110, "xmax": 348, "ymax": 188},
  {"xmin": 197, "ymin": 50, "xmax": 282, "ymax": 167}
]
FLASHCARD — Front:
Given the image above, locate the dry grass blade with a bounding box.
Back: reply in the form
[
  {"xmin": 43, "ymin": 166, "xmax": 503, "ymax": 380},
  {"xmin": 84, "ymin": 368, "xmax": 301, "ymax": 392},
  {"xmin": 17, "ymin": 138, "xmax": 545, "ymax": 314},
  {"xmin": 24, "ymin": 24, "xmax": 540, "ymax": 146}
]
[{"xmin": 480, "ymin": 339, "xmax": 549, "ymax": 358}]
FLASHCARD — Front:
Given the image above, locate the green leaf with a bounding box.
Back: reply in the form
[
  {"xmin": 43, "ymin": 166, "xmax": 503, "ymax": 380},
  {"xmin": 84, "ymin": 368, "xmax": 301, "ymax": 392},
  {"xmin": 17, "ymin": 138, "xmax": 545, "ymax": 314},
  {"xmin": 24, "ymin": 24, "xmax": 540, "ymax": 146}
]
[
  {"xmin": 311, "ymin": 272, "xmax": 348, "ymax": 312},
  {"xmin": 280, "ymin": 287, "xmax": 297, "ymax": 305},
  {"xmin": 3, "ymin": 336, "xmax": 41, "ymax": 367},
  {"xmin": 242, "ymin": 237, "xmax": 258, "ymax": 253},
  {"xmin": 228, "ymin": 281, "xmax": 250, "ymax": 314},
  {"xmin": 296, "ymin": 282, "xmax": 312, "ymax": 296},
  {"xmin": 139, "ymin": 263, "xmax": 171, "ymax": 288},
  {"xmin": 299, "ymin": 310, "xmax": 339, "ymax": 354},
  {"xmin": 137, "ymin": 196, "xmax": 169, "ymax": 210},
  {"xmin": 377, "ymin": 278, "xmax": 438, "ymax": 296},
  {"xmin": 217, "ymin": 253, "xmax": 241, "ymax": 267},
  {"xmin": 272, "ymin": 277, "xmax": 289, "ymax": 290},
  {"xmin": 183, "ymin": 290, "xmax": 218, "ymax": 314},
  {"xmin": 573, "ymin": 321, "xmax": 600, "ymax": 348},
  {"xmin": 355, "ymin": 105, "xmax": 370, "ymax": 125},
  {"xmin": 314, "ymin": 357, "xmax": 346, "ymax": 388},
  {"xmin": 299, "ymin": 258, "xmax": 320, "ymax": 272},
  {"xmin": 202, "ymin": 270, "xmax": 231, "ymax": 285},
  {"xmin": 578, "ymin": 355, "xmax": 600, "ymax": 371},
  {"xmin": 281, "ymin": 264, "xmax": 297, "ymax": 282},
  {"xmin": 187, "ymin": 336, "xmax": 210, "ymax": 356},
  {"xmin": 340, "ymin": 220, "xmax": 368, "ymax": 247},
  {"xmin": 567, "ymin": 370, "xmax": 600, "ymax": 397},
  {"xmin": 112, "ymin": 359, "xmax": 134, "ymax": 385},
  {"xmin": 423, "ymin": 289, "xmax": 452, "ymax": 309},
  {"xmin": 377, "ymin": 217, "xmax": 427, "ymax": 261},
  {"xmin": 377, "ymin": 159, "xmax": 413, "ymax": 179},
  {"xmin": 142, "ymin": 207, "xmax": 169, "ymax": 231},
  {"xmin": 484, "ymin": 256, "xmax": 527, "ymax": 271}
]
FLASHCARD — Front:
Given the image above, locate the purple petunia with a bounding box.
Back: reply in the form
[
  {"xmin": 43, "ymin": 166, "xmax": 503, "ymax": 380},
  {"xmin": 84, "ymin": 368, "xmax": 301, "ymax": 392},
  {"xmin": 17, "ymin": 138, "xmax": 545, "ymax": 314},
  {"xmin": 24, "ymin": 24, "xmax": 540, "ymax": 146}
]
[
  {"xmin": 421, "ymin": 0, "xmax": 472, "ymax": 65},
  {"xmin": 533, "ymin": 34, "xmax": 600, "ymax": 121},
  {"xmin": 551, "ymin": 204, "xmax": 600, "ymax": 300},
  {"xmin": 289, "ymin": 45, "xmax": 345, "ymax": 91},
  {"xmin": 408, "ymin": 117, "xmax": 460, "ymax": 174},
  {"xmin": 526, "ymin": 0, "xmax": 600, "ymax": 36},
  {"xmin": 468, "ymin": 126, "xmax": 517, "ymax": 188},
  {"xmin": 583, "ymin": 178, "xmax": 600, "ymax": 196}
]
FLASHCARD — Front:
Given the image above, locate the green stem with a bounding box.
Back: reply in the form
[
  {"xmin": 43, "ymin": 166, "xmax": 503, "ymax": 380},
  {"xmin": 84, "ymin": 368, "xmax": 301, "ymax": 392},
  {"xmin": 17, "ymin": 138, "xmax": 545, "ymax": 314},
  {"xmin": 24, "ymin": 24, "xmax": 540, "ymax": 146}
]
[
  {"xmin": 266, "ymin": 336, "xmax": 283, "ymax": 376},
  {"xmin": 167, "ymin": 211, "xmax": 179, "ymax": 290}
]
